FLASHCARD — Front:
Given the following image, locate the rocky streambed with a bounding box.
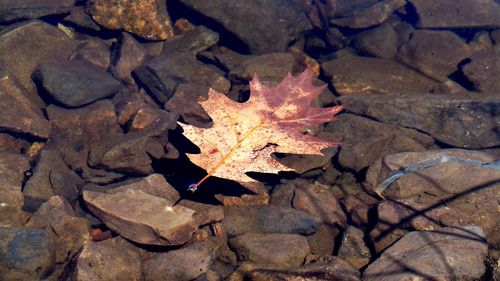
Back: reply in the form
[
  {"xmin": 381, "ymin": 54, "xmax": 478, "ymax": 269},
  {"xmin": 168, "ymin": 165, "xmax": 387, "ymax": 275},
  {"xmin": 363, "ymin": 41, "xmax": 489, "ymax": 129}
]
[{"xmin": 0, "ymin": 0, "xmax": 499, "ymax": 280}]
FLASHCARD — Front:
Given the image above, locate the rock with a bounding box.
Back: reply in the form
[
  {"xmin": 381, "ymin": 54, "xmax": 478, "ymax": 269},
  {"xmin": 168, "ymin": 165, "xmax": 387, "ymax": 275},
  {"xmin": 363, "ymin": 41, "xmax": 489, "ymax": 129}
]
[
  {"xmin": 0, "ymin": 227, "xmax": 55, "ymax": 281},
  {"xmin": 409, "ymin": 0, "xmax": 500, "ymax": 29},
  {"xmin": 338, "ymin": 93, "xmax": 500, "ymax": 148},
  {"xmin": 369, "ymin": 200, "xmax": 412, "ymax": 253},
  {"xmin": 228, "ymin": 53, "xmax": 296, "ymax": 85},
  {"xmin": 110, "ymin": 32, "xmax": 146, "ymax": 85},
  {"xmin": 0, "ymin": 69, "xmax": 51, "ymax": 138},
  {"xmin": 23, "ymin": 149, "xmax": 84, "ymax": 211},
  {"xmin": 319, "ymin": 114, "xmax": 436, "ymax": 172},
  {"xmin": 143, "ymin": 237, "xmax": 235, "ymax": 281},
  {"xmin": 70, "ymin": 38, "xmax": 111, "ymax": 69},
  {"xmin": 0, "ymin": 133, "xmax": 29, "ymax": 154},
  {"xmin": 338, "ymin": 226, "xmax": 371, "ymax": 269},
  {"xmin": 34, "ymin": 59, "xmax": 122, "ymax": 107},
  {"xmin": 363, "ymin": 226, "xmax": 488, "ymax": 281},
  {"xmin": 306, "ymin": 224, "xmax": 339, "ymax": 256},
  {"xmin": 0, "ymin": 20, "xmax": 76, "ymax": 104},
  {"xmin": 321, "ymin": 55, "xmax": 442, "ymax": 95},
  {"xmin": 176, "ymin": 0, "xmax": 311, "ymax": 54},
  {"xmin": 72, "ymin": 237, "xmax": 142, "ymax": 281},
  {"xmin": 0, "ymin": 0, "xmax": 75, "ymax": 22},
  {"xmin": 223, "ymin": 205, "xmax": 320, "ymax": 237},
  {"xmin": 25, "ymin": 196, "xmax": 91, "ymax": 264},
  {"xmin": 229, "ymin": 233, "xmax": 310, "ymax": 268},
  {"xmin": 462, "ymin": 48, "xmax": 500, "ymax": 92},
  {"xmin": 87, "ymin": 0, "xmax": 174, "ymax": 40},
  {"xmin": 0, "ymin": 152, "xmax": 30, "ymax": 187},
  {"xmin": 0, "ymin": 185, "xmax": 24, "ymax": 227},
  {"xmin": 179, "ymin": 200, "xmax": 224, "ymax": 226},
  {"xmin": 396, "ymin": 30, "xmax": 471, "ymax": 81},
  {"xmin": 102, "ymin": 174, "xmax": 181, "ymax": 203},
  {"xmin": 63, "ymin": 6, "xmax": 101, "ymax": 31},
  {"xmin": 83, "ymin": 189, "xmax": 197, "ymax": 245},
  {"xmin": 330, "ymin": 0, "xmax": 406, "ymax": 29}
]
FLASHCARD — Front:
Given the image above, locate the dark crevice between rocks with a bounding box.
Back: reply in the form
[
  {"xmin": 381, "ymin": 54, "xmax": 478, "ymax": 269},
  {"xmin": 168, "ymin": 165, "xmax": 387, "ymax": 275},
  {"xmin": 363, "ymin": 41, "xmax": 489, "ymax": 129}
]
[
  {"xmin": 399, "ymin": 1, "xmax": 419, "ymax": 26},
  {"xmin": 448, "ymin": 58, "xmax": 475, "ymax": 91},
  {"xmin": 167, "ymin": 0, "xmax": 251, "ymax": 54}
]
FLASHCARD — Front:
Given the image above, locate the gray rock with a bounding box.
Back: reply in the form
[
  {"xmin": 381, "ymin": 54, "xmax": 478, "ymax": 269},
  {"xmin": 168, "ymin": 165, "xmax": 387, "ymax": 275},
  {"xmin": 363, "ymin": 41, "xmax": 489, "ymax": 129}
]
[
  {"xmin": 330, "ymin": 0, "xmax": 406, "ymax": 29},
  {"xmin": 176, "ymin": 0, "xmax": 311, "ymax": 54},
  {"xmin": 228, "ymin": 53, "xmax": 296, "ymax": 85},
  {"xmin": 63, "ymin": 6, "xmax": 101, "ymax": 31},
  {"xmin": 338, "ymin": 93, "xmax": 500, "ymax": 148},
  {"xmin": 83, "ymin": 189, "xmax": 197, "ymax": 246},
  {"xmin": 103, "ymin": 174, "xmax": 180, "ymax": 203},
  {"xmin": 34, "ymin": 59, "xmax": 122, "ymax": 107},
  {"xmin": 110, "ymin": 32, "xmax": 146, "ymax": 85},
  {"xmin": 364, "ymin": 226, "xmax": 488, "ymax": 281},
  {"xmin": 223, "ymin": 205, "xmax": 321, "ymax": 237},
  {"xmin": 0, "ymin": 227, "xmax": 55, "ymax": 281},
  {"xmin": 70, "ymin": 38, "xmax": 111, "ymax": 69},
  {"xmin": 0, "ymin": 0, "xmax": 75, "ymax": 22},
  {"xmin": 229, "ymin": 233, "xmax": 310, "ymax": 268},
  {"xmin": 409, "ymin": 0, "xmax": 500, "ymax": 28}
]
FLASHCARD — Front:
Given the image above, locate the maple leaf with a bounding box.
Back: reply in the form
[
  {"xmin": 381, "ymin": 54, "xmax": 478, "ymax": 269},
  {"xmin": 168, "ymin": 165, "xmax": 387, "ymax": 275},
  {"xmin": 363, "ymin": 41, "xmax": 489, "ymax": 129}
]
[{"xmin": 181, "ymin": 68, "xmax": 343, "ymax": 192}]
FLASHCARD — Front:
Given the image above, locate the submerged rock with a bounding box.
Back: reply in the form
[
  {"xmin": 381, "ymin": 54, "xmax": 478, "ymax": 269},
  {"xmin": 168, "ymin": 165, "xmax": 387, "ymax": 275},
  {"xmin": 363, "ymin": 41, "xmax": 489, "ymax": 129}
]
[
  {"xmin": 0, "ymin": 0, "xmax": 75, "ymax": 23},
  {"xmin": 330, "ymin": 0, "xmax": 406, "ymax": 29}
]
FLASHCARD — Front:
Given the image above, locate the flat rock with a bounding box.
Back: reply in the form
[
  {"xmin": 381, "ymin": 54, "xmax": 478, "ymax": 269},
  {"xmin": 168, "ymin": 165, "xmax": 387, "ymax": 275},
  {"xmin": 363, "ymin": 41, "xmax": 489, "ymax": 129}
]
[
  {"xmin": 409, "ymin": 0, "xmax": 500, "ymax": 28},
  {"xmin": 103, "ymin": 174, "xmax": 180, "ymax": 203},
  {"xmin": 462, "ymin": 48, "xmax": 500, "ymax": 92},
  {"xmin": 364, "ymin": 226, "xmax": 488, "ymax": 281},
  {"xmin": 176, "ymin": 0, "xmax": 311, "ymax": 54},
  {"xmin": 228, "ymin": 53, "xmax": 296, "ymax": 85},
  {"xmin": 338, "ymin": 226, "xmax": 371, "ymax": 269},
  {"xmin": 223, "ymin": 205, "xmax": 320, "ymax": 237},
  {"xmin": 0, "ymin": 70, "xmax": 50, "ymax": 138},
  {"xmin": 396, "ymin": 30, "xmax": 471, "ymax": 81},
  {"xmin": 0, "ymin": 0, "xmax": 75, "ymax": 22},
  {"xmin": 70, "ymin": 38, "xmax": 111, "ymax": 69},
  {"xmin": 229, "ymin": 233, "xmax": 310, "ymax": 268},
  {"xmin": 330, "ymin": 0, "xmax": 406, "ymax": 29},
  {"xmin": 338, "ymin": 93, "xmax": 500, "ymax": 148},
  {"xmin": 321, "ymin": 55, "xmax": 441, "ymax": 95},
  {"xmin": 25, "ymin": 196, "xmax": 91, "ymax": 264},
  {"xmin": 110, "ymin": 32, "xmax": 146, "ymax": 85},
  {"xmin": 63, "ymin": 6, "xmax": 101, "ymax": 31},
  {"xmin": 35, "ymin": 59, "xmax": 122, "ymax": 107},
  {"xmin": 0, "ymin": 152, "xmax": 30, "ymax": 187},
  {"xmin": 0, "ymin": 185, "xmax": 24, "ymax": 227},
  {"xmin": 0, "ymin": 20, "xmax": 76, "ymax": 104},
  {"xmin": 0, "ymin": 227, "xmax": 55, "ymax": 281},
  {"xmin": 72, "ymin": 237, "xmax": 141, "ymax": 281},
  {"xmin": 83, "ymin": 189, "xmax": 197, "ymax": 246},
  {"xmin": 88, "ymin": 0, "xmax": 174, "ymax": 40},
  {"xmin": 0, "ymin": 133, "xmax": 29, "ymax": 154}
]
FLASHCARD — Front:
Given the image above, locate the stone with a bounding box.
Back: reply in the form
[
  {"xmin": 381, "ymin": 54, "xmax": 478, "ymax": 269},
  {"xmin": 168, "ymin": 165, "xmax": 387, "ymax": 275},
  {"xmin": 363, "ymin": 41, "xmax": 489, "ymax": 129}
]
[
  {"xmin": 364, "ymin": 226, "xmax": 488, "ymax": 281},
  {"xmin": 223, "ymin": 205, "xmax": 320, "ymax": 237},
  {"xmin": 179, "ymin": 200, "xmax": 224, "ymax": 226},
  {"xmin": 321, "ymin": 55, "xmax": 442, "ymax": 95},
  {"xmin": 34, "ymin": 59, "xmax": 122, "ymax": 107},
  {"xmin": 338, "ymin": 93, "xmax": 500, "ymax": 148},
  {"xmin": 0, "ymin": 185, "xmax": 24, "ymax": 227},
  {"xmin": 102, "ymin": 174, "xmax": 181, "ymax": 203},
  {"xmin": 0, "ymin": 227, "xmax": 55, "ymax": 281},
  {"xmin": 306, "ymin": 224, "xmax": 339, "ymax": 256},
  {"xmin": 0, "ymin": 70, "xmax": 51, "ymax": 138},
  {"xmin": 110, "ymin": 32, "xmax": 146, "ymax": 85},
  {"xmin": 23, "ymin": 149, "xmax": 84, "ymax": 211},
  {"xmin": 0, "ymin": 20, "xmax": 76, "ymax": 104},
  {"xmin": 319, "ymin": 114, "xmax": 436, "ymax": 172},
  {"xmin": 0, "ymin": 152, "xmax": 30, "ymax": 187},
  {"xmin": 396, "ymin": 30, "xmax": 471, "ymax": 81},
  {"xmin": 69, "ymin": 38, "xmax": 111, "ymax": 69},
  {"xmin": 409, "ymin": 0, "xmax": 500, "ymax": 29},
  {"xmin": 0, "ymin": 133, "xmax": 29, "ymax": 154},
  {"xmin": 338, "ymin": 226, "xmax": 371, "ymax": 269},
  {"xmin": 177, "ymin": 0, "xmax": 311, "ymax": 54},
  {"xmin": 330, "ymin": 0, "xmax": 406, "ymax": 29},
  {"xmin": 88, "ymin": 0, "xmax": 174, "ymax": 40},
  {"xmin": 229, "ymin": 233, "xmax": 310, "ymax": 268},
  {"xmin": 25, "ymin": 196, "xmax": 91, "ymax": 264},
  {"xmin": 83, "ymin": 189, "xmax": 198, "ymax": 245},
  {"xmin": 228, "ymin": 53, "xmax": 296, "ymax": 85},
  {"xmin": 0, "ymin": 0, "xmax": 75, "ymax": 22},
  {"xmin": 463, "ymin": 48, "xmax": 500, "ymax": 92},
  {"xmin": 72, "ymin": 237, "xmax": 141, "ymax": 281},
  {"xmin": 63, "ymin": 6, "xmax": 101, "ymax": 31}
]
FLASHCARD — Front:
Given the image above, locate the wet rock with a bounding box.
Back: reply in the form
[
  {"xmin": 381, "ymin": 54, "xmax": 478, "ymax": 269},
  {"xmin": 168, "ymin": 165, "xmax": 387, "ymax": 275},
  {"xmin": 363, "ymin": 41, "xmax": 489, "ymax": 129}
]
[
  {"xmin": 0, "ymin": 152, "xmax": 30, "ymax": 187},
  {"xmin": 110, "ymin": 32, "xmax": 146, "ymax": 85},
  {"xmin": 0, "ymin": 69, "xmax": 51, "ymax": 138},
  {"xmin": 396, "ymin": 30, "xmax": 471, "ymax": 81},
  {"xmin": 0, "ymin": 185, "xmax": 24, "ymax": 227},
  {"xmin": 320, "ymin": 114, "xmax": 436, "ymax": 172},
  {"xmin": 228, "ymin": 53, "xmax": 296, "ymax": 85},
  {"xmin": 177, "ymin": 0, "xmax": 311, "ymax": 54},
  {"xmin": 63, "ymin": 6, "xmax": 101, "ymax": 31},
  {"xmin": 69, "ymin": 38, "xmax": 111, "ymax": 69},
  {"xmin": 164, "ymin": 83, "xmax": 212, "ymax": 126},
  {"xmin": 322, "ymin": 55, "xmax": 441, "ymax": 95},
  {"xmin": 103, "ymin": 174, "xmax": 180, "ymax": 203},
  {"xmin": 88, "ymin": 0, "xmax": 174, "ymax": 40},
  {"xmin": 369, "ymin": 200, "xmax": 412, "ymax": 253},
  {"xmin": 274, "ymin": 149, "xmax": 336, "ymax": 175},
  {"xmin": 339, "ymin": 93, "xmax": 500, "ymax": 148},
  {"xmin": 0, "ymin": 0, "xmax": 75, "ymax": 22},
  {"xmin": 229, "ymin": 233, "xmax": 310, "ymax": 268},
  {"xmin": 364, "ymin": 226, "xmax": 488, "ymax": 281},
  {"xmin": 23, "ymin": 149, "xmax": 84, "ymax": 211},
  {"xmin": 25, "ymin": 196, "xmax": 91, "ymax": 264},
  {"xmin": 0, "ymin": 227, "xmax": 55, "ymax": 281},
  {"xmin": 409, "ymin": 0, "xmax": 500, "ymax": 29},
  {"xmin": 112, "ymin": 89, "xmax": 153, "ymax": 126},
  {"xmin": 306, "ymin": 224, "xmax": 339, "ymax": 256},
  {"xmin": 72, "ymin": 237, "xmax": 141, "ymax": 281},
  {"xmin": 223, "ymin": 205, "xmax": 320, "ymax": 237},
  {"xmin": 35, "ymin": 59, "xmax": 122, "ymax": 107},
  {"xmin": 0, "ymin": 133, "xmax": 29, "ymax": 154},
  {"xmin": 83, "ymin": 188, "xmax": 197, "ymax": 245},
  {"xmin": 330, "ymin": 0, "xmax": 406, "ymax": 29},
  {"xmin": 338, "ymin": 226, "xmax": 371, "ymax": 269},
  {"xmin": 462, "ymin": 48, "xmax": 500, "ymax": 92},
  {"xmin": 0, "ymin": 20, "xmax": 76, "ymax": 104},
  {"xmin": 179, "ymin": 200, "xmax": 224, "ymax": 226}
]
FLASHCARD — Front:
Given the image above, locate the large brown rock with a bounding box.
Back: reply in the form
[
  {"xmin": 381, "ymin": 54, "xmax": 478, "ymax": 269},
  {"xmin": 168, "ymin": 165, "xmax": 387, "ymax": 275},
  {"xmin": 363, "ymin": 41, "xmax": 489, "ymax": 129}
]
[
  {"xmin": 83, "ymin": 188, "xmax": 197, "ymax": 246},
  {"xmin": 87, "ymin": 0, "xmax": 174, "ymax": 40},
  {"xmin": 462, "ymin": 48, "xmax": 500, "ymax": 93},
  {"xmin": 409, "ymin": 0, "xmax": 500, "ymax": 28},
  {"xmin": 0, "ymin": 0, "xmax": 75, "ymax": 22},
  {"xmin": 330, "ymin": 0, "xmax": 406, "ymax": 29},
  {"xmin": 338, "ymin": 93, "xmax": 500, "ymax": 148},
  {"xmin": 364, "ymin": 226, "xmax": 488, "ymax": 281},
  {"xmin": 338, "ymin": 226, "xmax": 371, "ymax": 269}
]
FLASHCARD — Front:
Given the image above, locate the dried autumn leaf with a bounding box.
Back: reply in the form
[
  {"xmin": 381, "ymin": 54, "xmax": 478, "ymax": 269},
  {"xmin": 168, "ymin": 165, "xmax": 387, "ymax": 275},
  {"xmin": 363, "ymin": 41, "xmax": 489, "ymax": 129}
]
[{"xmin": 182, "ymin": 68, "xmax": 343, "ymax": 191}]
